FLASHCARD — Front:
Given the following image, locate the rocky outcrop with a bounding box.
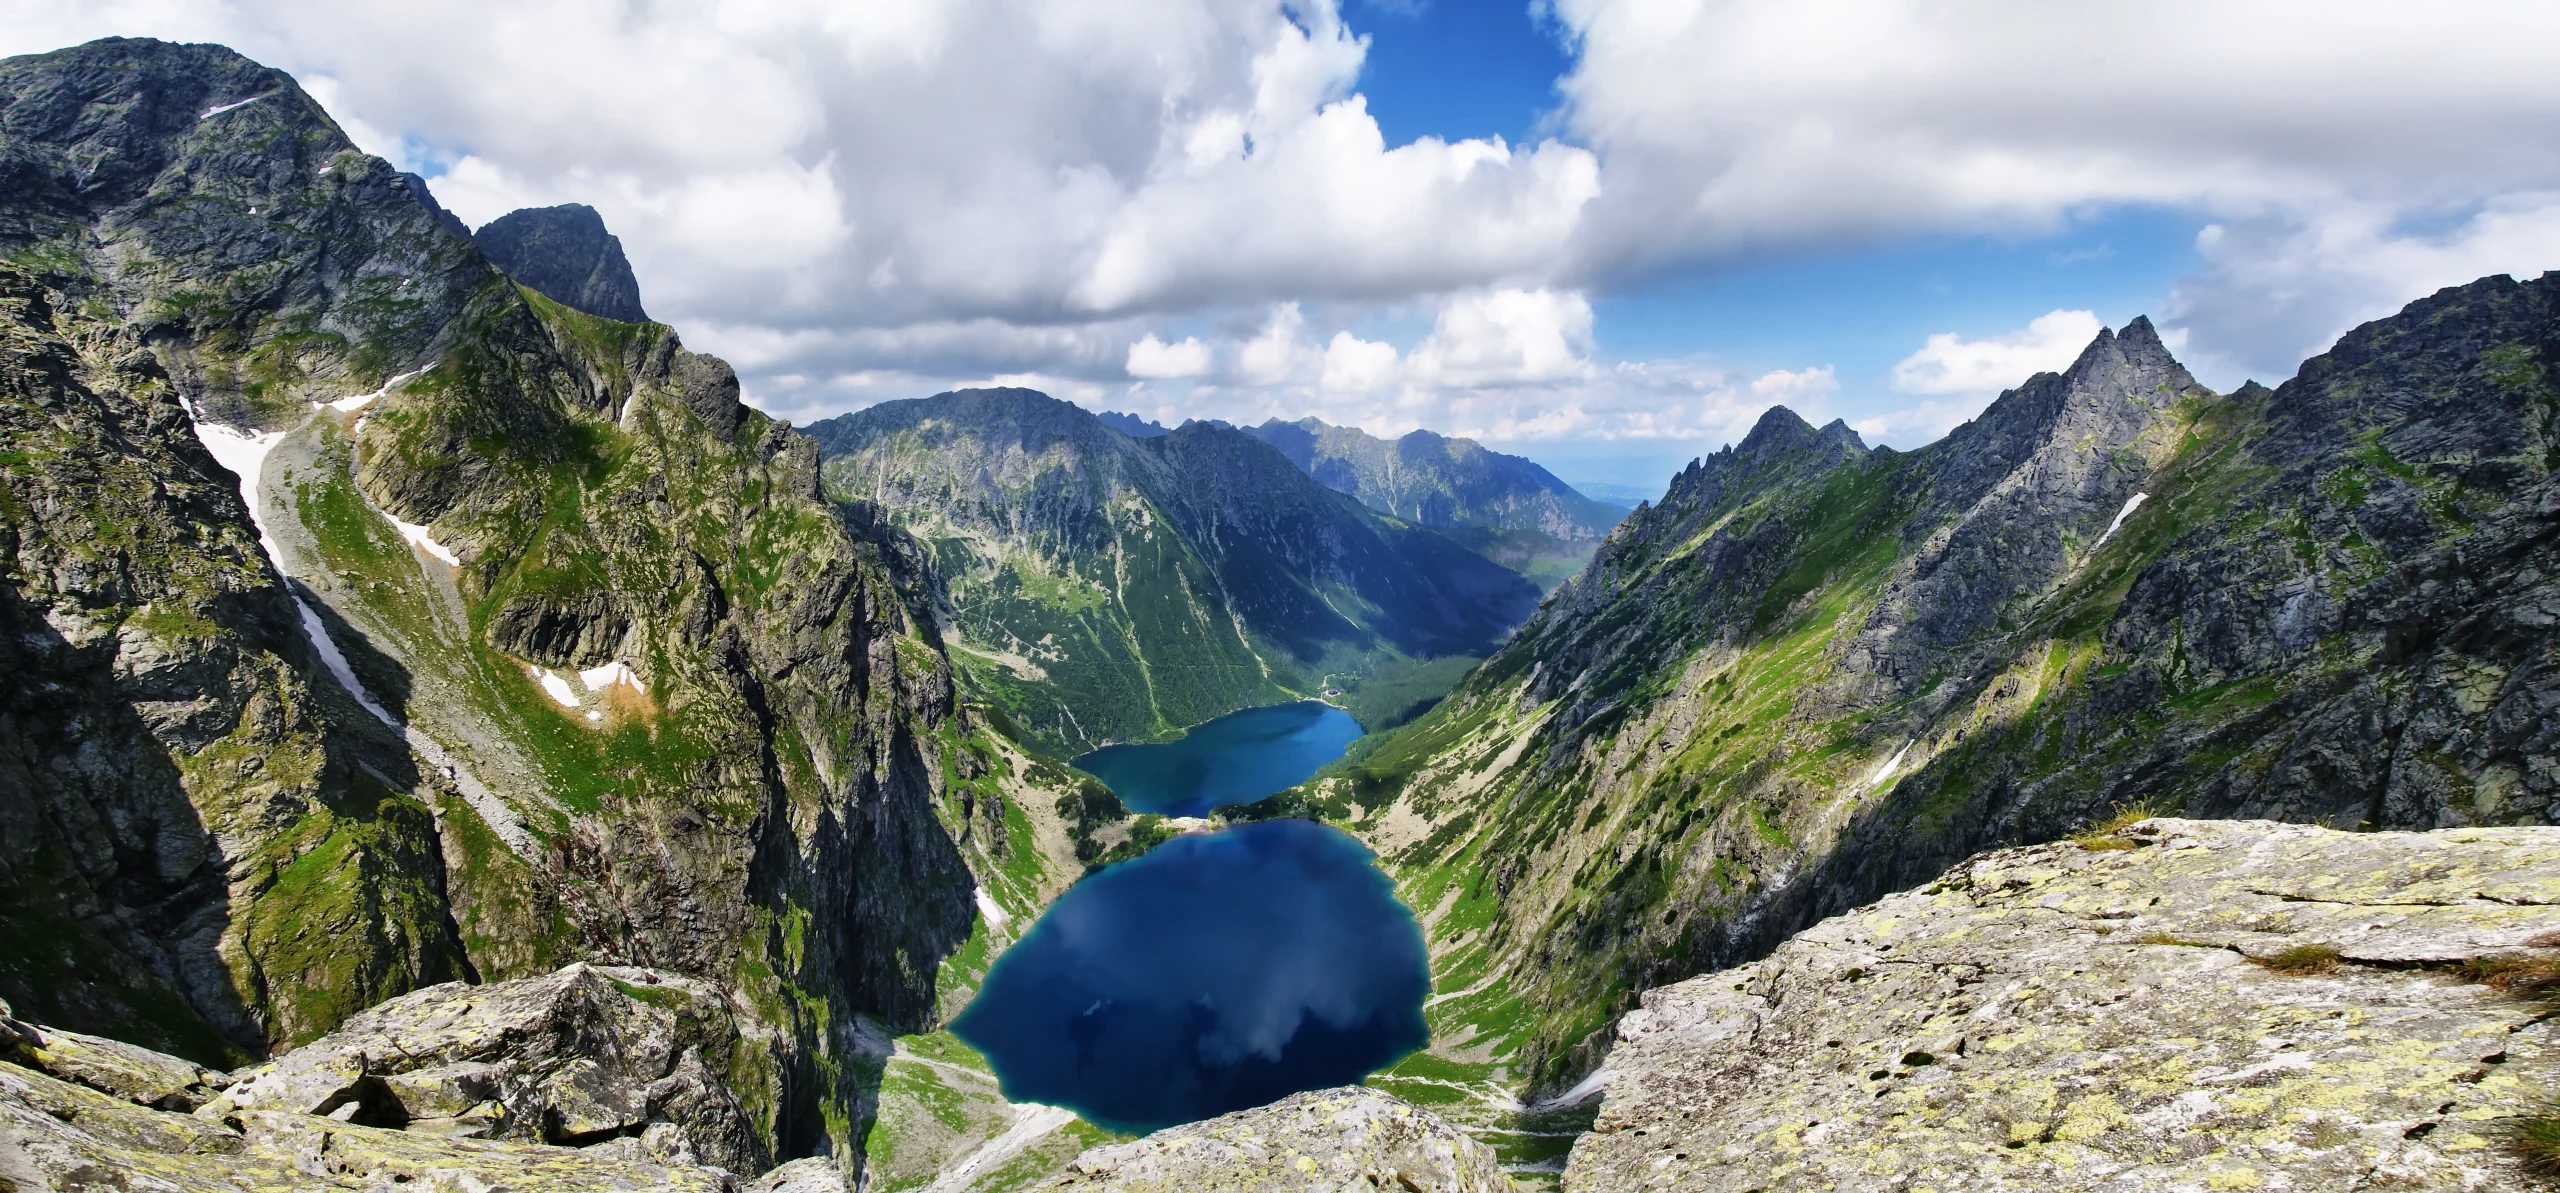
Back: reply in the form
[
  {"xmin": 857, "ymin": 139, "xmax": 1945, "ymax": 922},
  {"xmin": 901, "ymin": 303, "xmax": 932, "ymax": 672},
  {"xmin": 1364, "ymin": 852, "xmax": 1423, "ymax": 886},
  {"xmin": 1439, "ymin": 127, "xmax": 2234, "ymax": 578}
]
[
  {"xmin": 1043, "ymin": 1087, "xmax": 1514, "ymax": 1193},
  {"xmin": 0, "ymin": 967, "xmax": 776, "ymax": 1189},
  {"xmin": 475, "ymin": 203, "xmax": 652, "ymax": 323},
  {"xmin": 0, "ymin": 1003, "xmax": 225, "ymax": 1112},
  {"xmin": 0, "ymin": 1057, "xmax": 734, "ymax": 1192},
  {"xmin": 0, "ymin": 264, "xmax": 460, "ymax": 1060},
  {"xmin": 1568, "ymin": 819, "xmax": 2559, "ymax": 1192},
  {"xmin": 213, "ymin": 962, "xmax": 764, "ymax": 1172}
]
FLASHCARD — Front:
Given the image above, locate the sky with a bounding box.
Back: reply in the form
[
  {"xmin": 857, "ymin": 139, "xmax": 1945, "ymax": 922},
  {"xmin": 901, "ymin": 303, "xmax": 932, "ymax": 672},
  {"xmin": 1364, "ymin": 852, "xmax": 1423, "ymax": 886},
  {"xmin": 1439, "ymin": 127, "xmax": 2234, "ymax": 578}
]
[{"xmin": 8, "ymin": 1, "xmax": 2560, "ymax": 496}]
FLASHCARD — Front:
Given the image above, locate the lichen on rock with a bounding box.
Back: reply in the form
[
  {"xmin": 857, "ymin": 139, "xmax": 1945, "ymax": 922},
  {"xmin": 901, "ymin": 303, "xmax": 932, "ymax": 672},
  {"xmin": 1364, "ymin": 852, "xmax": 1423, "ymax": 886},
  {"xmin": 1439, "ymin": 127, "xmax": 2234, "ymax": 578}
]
[
  {"xmin": 1043, "ymin": 1086, "xmax": 1515, "ymax": 1192},
  {"xmin": 1565, "ymin": 819, "xmax": 2560, "ymax": 1192}
]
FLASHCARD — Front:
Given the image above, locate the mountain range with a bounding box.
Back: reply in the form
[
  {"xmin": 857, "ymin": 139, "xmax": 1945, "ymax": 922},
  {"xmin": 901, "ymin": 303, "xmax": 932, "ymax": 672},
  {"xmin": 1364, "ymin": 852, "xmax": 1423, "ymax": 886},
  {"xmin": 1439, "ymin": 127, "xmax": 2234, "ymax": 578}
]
[
  {"xmin": 1098, "ymin": 410, "xmax": 1623, "ymax": 586},
  {"xmin": 1242, "ymin": 417, "xmax": 1624, "ymax": 588},
  {"xmin": 801, "ymin": 390, "xmax": 1540, "ymax": 751},
  {"xmin": 2, "ymin": 32, "xmax": 2556, "ymax": 1193},
  {"xmin": 1279, "ymin": 282, "xmax": 2560, "ymax": 1101}
]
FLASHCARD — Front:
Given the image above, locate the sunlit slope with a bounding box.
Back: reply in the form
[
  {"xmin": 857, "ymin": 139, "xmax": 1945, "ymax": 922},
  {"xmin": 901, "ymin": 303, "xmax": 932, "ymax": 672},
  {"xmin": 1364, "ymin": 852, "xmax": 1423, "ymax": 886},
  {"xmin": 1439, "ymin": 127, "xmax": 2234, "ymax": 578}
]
[
  {"xmin": 806, "ymin": 389, "xmax": 1539, "ymax": 752},
  {"xmin": 1295, "ymin": 286, "xmax": 2560, "ymax": 1091}
]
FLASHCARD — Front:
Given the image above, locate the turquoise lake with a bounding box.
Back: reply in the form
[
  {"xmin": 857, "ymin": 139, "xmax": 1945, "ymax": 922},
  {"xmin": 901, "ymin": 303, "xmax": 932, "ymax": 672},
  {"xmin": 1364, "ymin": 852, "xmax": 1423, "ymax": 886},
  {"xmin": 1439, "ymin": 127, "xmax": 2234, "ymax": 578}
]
[
  {"xmin": 1071, "ymin": 700, "xmax": 1364, "ymax": 816},
  {"xmin": 949, "ymin": 819, "xmax": 1430, "ymax": 1133}
]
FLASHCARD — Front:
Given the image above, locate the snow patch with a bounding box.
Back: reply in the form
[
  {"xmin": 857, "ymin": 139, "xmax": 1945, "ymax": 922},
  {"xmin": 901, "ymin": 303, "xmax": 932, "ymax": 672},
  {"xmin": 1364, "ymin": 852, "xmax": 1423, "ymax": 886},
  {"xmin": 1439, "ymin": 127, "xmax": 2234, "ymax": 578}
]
[
  {"xmin": 198, "ymin": 96, "xmax": 262, "ymax": 119},
  {"xmin": 388, "ymin": 515, "xmax": 460, "ymax": 566},
  {"xmin": 293, "ymin": 594, "xmax": 400, "ymax": 729},
  {"xmin": 585, "ymin": 711, "xmax": 603, "ymax": 722},
  {"xmin": 974, "ymin": 886, "xmax": 1009, "ymax": 932},
  {"xmin": 326, "ymin": 368, "xmax": 425, "ymax": 413},
  {"xmin": 532, "ymin": 667, "xmax": 583, "ymax": 709},
  {"xmin": 578, "ymin": 661, "xmax": 646, "ymax": 694},
  {"xmin": 180, "ymin": 400, "xmax": 541, "ymax": 865},
  {"xmin": 1532, "ymin": 1066, "xmax": 1614, "ymax": 1112},
  {"xmin": 927, "ymin": 1103, "xmax": 1075, "ymax": 1193},
  {"xmin": 183, "ymin": 411, "xmax": 289, "ymax": 565},
  {"xmin": 2090, "ymin": 492, "xmax": 2150, "ymax": 554},
  {"xmin": 1868, "ymin": 739, "xmax": 1916, "ymax": 789}
]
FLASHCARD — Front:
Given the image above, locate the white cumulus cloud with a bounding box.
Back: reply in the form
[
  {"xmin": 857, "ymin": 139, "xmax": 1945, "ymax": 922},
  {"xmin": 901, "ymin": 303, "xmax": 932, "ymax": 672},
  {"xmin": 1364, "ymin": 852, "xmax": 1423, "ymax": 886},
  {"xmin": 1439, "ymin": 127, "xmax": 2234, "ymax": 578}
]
[
  {"xmin": 9, "ymin": 0, "xmax": 2560, "ymax": 454},
  {"xmin": 1891, "ymin": 310, "xmax": 2102, "ymax": 397},
  {"xmin": 1127, "ymin": 334, "xmax": 1213, "ymax": 379}
]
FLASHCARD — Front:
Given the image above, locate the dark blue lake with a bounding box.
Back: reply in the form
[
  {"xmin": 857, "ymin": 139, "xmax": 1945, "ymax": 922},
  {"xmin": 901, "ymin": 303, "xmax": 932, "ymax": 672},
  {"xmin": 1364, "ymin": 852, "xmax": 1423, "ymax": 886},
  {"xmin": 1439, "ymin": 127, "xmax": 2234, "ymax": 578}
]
[
  {"xmin": 1072, "ymin": 701, "xmax": 1364, "ymax": 816},
  {"xmin": 948, "ymin": 819, "xmax": 1430, "ymax": 1133}
]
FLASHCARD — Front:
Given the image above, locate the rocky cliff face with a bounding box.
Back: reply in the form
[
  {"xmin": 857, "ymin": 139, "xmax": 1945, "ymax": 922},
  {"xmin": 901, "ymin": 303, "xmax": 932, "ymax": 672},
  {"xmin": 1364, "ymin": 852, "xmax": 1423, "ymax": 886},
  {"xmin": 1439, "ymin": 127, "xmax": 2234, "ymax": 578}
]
[
  {"xmin": 1243, "ymin": 418, "xmax": 1625, "ymax": 589},
  {"xmin": 0, "ymin": 37, "xmax": 1089, "ymax": 1184},
  {"xmin": 473, "ymin": 203, "xmax": 651, "ymax": 323},
  {"xmin": 1303, "ymin": 286, "xmax": 2560, "ymax": 1101},
  {"xmin": 1568, "ymin": 819, "xmax": 2559, "ymax": 1192},
  {"xmin": 803, "ymin": 389, "xmax": 1538, "ymax": 752}
]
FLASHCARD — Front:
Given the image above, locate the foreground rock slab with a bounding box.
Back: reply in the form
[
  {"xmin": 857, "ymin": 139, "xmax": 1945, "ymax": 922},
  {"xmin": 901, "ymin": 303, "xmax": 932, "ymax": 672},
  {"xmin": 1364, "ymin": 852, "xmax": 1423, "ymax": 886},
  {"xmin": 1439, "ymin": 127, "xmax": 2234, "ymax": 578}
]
[
  {"xmin": 212, "ymin": 961, "xmax": 765, "ymax": 1172},
  {"xmin": 1043, "ymin": 1087, "xmax": 1514, "ymax": 1192},
  {"xmin": 1567, "ymin": 818, "xmax": 2560, "ymax": 1192},
  {"xmin": 0, "ymin": 964, "xmax": 812, "ymax": 1191},
  {"xmin": 0, "ymin": 1059, "xmax": 731, "ymax": 1192}
]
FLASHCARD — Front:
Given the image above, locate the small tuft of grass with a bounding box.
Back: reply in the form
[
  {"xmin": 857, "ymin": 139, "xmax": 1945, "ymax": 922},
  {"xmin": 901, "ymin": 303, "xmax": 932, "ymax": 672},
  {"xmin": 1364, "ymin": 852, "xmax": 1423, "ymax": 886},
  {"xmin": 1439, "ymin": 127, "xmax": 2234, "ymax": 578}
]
[
  {"xmin": 2072, "ymin": 800, "xmax": 2162, "ymax": 851},
  {"xmin": 2455, "ymin": 953, "xmax": 2560, "ymax": 1002},
  {"xmin": 2250, "ymin": 943, "xmax": 2343, "ymax": 975},
  {"xmin": 2504, "ymin": 1102, "xmax": 2560, "ymax": 1186},
  {"xmin": 2139, "ymin": 932, "xmax": 2215, "ymax": 948}
]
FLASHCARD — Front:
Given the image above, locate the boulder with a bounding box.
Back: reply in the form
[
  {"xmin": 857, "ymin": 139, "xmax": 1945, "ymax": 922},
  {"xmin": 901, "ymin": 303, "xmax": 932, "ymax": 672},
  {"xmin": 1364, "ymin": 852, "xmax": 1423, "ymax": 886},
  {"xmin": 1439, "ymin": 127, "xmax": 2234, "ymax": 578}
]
[
  {"xmin": 212, "ymin": 962, "xmax": 766, "ymax": 1173},
  {"xmin": 1043, "ymin": 1087, "xmax": 1514, "ymax": 1192},
  {"xmin": 0, "ymin": 1009, "xmax": 226, "ymax": 1110},
  {"xmin": 1565, "ymin": 819, "xmax": 2560, "ymax": 1192},
  {"xmin": 744, "ymin": 1156, "xmax": 850, "ymax": 1192}
]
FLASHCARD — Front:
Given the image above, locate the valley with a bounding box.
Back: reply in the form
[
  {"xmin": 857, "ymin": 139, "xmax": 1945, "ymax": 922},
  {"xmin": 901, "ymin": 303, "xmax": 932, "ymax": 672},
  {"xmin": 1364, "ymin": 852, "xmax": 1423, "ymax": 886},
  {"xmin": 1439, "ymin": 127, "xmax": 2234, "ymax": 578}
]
[{"xmin": 0, "ymin": 31, "xmax": 2555, "ymax": 1193}]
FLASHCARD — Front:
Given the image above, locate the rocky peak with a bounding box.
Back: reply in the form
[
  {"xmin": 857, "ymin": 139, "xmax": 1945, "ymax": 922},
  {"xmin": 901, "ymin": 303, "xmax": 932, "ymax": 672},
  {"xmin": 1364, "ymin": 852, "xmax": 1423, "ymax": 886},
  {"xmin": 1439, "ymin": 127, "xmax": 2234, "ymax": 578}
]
[
  {"xmin": 1, "ymin": 38, "xmax": 486, "ymax": 422},
  {"xmin": 1661, "ymin": 405, "xmax": 1869, "ymax": 511},
  {"xmin": 474, "ymin": 202, "xmax": 651, "ymax": 323},
  {"xmin": 1925, "ymin": 316, "xmax": 2201, "ymax": 518},
  {"xmin": 398, "ymin": 171, "xmax": 472, "ymax": 239}
]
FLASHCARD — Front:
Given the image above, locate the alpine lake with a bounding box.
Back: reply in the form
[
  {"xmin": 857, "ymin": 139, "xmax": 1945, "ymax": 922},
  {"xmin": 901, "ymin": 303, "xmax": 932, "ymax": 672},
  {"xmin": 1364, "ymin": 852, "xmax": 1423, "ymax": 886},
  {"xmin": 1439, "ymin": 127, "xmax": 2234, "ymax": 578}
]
[{"xmin": 950, "ymin": 701, "xmax": 1431, "ymax": 1133}]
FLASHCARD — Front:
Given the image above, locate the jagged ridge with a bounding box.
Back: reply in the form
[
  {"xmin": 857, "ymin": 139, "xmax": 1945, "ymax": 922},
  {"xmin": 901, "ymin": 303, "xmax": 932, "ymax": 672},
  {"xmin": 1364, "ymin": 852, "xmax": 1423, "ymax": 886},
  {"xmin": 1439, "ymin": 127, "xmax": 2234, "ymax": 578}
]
[{"xmin": 1310, "ymin": 292, "xmax": 2560, "ymax": 1096}]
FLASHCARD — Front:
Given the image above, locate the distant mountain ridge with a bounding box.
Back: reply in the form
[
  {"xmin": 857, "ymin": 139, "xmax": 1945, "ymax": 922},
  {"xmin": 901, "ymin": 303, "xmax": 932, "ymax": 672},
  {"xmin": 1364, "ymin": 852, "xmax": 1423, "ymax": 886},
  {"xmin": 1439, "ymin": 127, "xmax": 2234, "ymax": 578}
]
[
  {"xmin": 1240, "ymin": 417, "xmax": 1624, "ymax": 588},
  {"xmin": 803, "ymin": 390, "xmax": 1540, "ymax": 751},
  {"xmin": 1095, "ymin": 410, "xmax": 1169, "ymax": 438}
]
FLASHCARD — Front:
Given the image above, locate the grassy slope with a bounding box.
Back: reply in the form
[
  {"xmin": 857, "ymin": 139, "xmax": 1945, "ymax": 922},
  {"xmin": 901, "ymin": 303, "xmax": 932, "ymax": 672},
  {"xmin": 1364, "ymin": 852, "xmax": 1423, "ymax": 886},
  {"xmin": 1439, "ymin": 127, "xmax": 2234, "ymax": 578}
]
[
  {"xmin": 1280, "ymin": 290, "xmax": 2560, "ymax": 1152},
  {"xmin": 1205, "ymin": 388, "xmax": 2305, "ymax": 1179}
]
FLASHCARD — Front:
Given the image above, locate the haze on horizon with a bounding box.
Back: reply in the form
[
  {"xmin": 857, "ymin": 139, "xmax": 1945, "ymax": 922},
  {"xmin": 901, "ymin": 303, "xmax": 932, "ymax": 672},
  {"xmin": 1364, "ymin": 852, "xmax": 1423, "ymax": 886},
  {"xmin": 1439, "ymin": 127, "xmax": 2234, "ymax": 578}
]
[{"xmin": 6, "ymin": 0, "xmax": 2557, "ymax": 493}]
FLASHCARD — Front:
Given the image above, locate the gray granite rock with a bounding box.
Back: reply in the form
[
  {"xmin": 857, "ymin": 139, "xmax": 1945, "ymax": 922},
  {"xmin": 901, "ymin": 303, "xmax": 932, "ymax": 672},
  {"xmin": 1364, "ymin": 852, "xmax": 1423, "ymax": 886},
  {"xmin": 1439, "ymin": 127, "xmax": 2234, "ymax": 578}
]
[
  {"xmin": 212, "ymin": 962, "xmax": 766, "ymax": 1173},
  {"xmin": 1044, "ymin": 1087, "xmax": 1514, "ymax": 1192},
  {"xmin": 1564, "ymin": 819, "xmax": 2560, "ymax": 1192},
  {"xmin": 475, "ymin": 202, "xmax": 652, "ymax": 322}
]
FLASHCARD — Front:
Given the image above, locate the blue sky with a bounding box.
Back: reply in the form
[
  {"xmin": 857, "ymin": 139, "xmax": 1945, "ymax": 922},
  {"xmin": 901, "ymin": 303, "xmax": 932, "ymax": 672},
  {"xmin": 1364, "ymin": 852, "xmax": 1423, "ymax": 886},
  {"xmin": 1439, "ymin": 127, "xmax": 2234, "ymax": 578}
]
[
  {"xmin": 1243, "ymin": 0, "xmax": 2226, "ymax": 488},
  {"xmin": 14, "ymin": 0, "xmax": 2558, "ymax": 501}
]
